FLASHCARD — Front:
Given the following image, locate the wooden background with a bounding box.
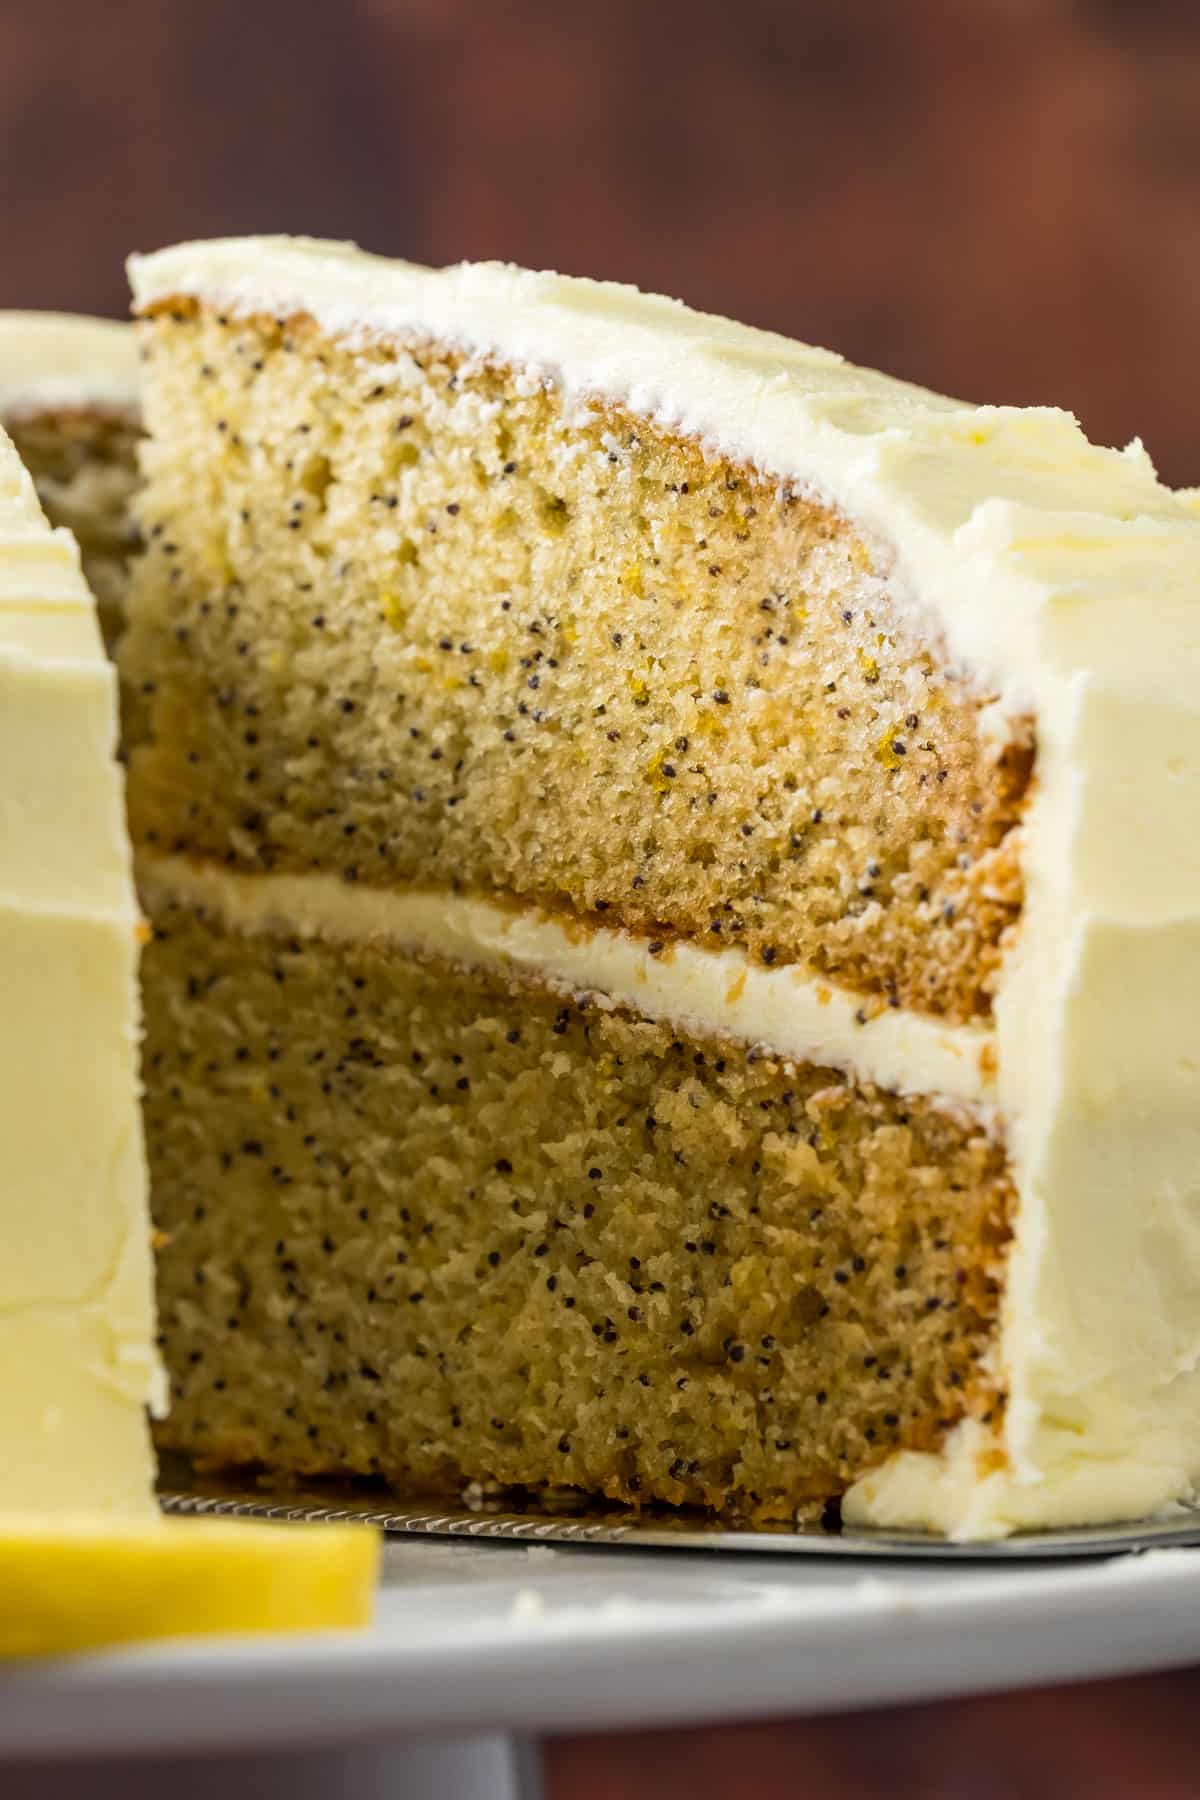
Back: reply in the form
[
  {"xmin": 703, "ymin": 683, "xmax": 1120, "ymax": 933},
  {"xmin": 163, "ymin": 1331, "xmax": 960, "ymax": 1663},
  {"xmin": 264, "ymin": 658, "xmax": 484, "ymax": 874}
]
[
  {"xmin": 4, "ymin": 2, "xmax": 1200, "ymax": 1794},
  {"xmin": 2, "ymin": 0, "xmax": 1199, "ymax": 483}
]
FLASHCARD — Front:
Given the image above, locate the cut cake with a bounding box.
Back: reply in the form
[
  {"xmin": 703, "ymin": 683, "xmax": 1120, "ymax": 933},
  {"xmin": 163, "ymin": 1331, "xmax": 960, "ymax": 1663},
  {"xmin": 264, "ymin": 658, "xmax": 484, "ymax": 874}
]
[{"xmin": 10, "ymin": 247, "xmax": 1200, "ymax": 1539}]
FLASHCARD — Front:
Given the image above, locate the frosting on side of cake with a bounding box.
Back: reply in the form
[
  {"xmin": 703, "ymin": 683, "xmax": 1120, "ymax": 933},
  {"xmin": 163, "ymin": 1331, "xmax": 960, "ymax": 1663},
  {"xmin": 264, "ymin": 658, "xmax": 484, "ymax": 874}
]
[
  {"xmin": 128, "ymin": 239, "xmax": 1200, "ymax": 1538},
  {"xmin": 0, "ymin": 429, "xmax": 162, "ymax": 1516},
  {"xmin": 138, "ymin": 855, "xmax": 996, "ymax": 1110},
  {"xmin": 0, "ymin": 313, "xmax": 139, "ymax": 418}
]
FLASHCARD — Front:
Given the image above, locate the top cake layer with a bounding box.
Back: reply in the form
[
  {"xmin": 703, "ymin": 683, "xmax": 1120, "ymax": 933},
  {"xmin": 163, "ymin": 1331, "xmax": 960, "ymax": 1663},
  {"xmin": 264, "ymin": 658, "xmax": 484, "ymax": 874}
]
[
  {"xmin": 129, "ymin": 237, "xmax": 1196, "ymax": 712},
  {"xmin": 121, "ymin": 291, "xmax": 1031, "ymax": 1022}
]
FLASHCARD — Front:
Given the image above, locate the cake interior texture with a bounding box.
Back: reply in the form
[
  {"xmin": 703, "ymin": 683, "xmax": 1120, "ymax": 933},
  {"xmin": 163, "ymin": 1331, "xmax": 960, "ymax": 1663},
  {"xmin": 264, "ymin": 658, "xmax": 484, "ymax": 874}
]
[
  {"xmin": 143, "ymin": 883, "xmax": 1009, "ymax": 1518},
  {"xmin": 116, "ymin": 279, "xmax": 1023, "ymax": 1522},
  {"xmin": 123, "ymin": 303, "xmax": 1031, "ymax": 1025},
  {"xmin": 4, "ymin": 407, "xmax": 140, "ymax": 655}
]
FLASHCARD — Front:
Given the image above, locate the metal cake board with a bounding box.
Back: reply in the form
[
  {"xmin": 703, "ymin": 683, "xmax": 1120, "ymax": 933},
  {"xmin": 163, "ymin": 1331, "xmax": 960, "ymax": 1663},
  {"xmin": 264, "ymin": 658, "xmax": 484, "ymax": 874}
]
[{"xmin": 159, "ymin": 1461, "xmax": 1200, "ymax": 1561}]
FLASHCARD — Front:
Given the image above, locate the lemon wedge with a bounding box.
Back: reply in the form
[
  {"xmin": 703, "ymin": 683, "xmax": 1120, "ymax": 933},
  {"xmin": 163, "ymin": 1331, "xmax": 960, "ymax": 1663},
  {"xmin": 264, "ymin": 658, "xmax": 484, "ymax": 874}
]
[{"xmin": 0, "ymin": 1517, "xmax": 381, "ymax": 1657}]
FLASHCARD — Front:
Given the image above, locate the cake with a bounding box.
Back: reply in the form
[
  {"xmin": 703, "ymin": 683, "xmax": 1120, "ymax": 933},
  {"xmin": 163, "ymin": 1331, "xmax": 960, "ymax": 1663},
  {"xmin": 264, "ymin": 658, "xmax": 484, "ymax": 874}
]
[
  {"xmin": 15, "ymin": 241, "xmax": 1200, "ymax": 1541},
  {"xmin": 0, "ymin": 420, "xmax": 161, "ymax": 1515},
  {"xmin": 0, "ymin": 313, "xmax": 141, "ymax": 653}
]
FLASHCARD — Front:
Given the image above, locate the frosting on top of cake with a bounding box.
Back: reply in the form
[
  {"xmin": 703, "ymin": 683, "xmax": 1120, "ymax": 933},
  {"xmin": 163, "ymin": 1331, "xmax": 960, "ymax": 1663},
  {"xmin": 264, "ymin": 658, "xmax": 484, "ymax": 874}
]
[
  {"xmin": 128, "ymin": 238, "xmax": 1200, "ymax": 1539},
  {"xmin": 0, "ymin": 312, "xmax": 139, "ymax": 419},
  {"xmin": 0, "ymin": 427, "xmax": 161, "ymax": 1515}
]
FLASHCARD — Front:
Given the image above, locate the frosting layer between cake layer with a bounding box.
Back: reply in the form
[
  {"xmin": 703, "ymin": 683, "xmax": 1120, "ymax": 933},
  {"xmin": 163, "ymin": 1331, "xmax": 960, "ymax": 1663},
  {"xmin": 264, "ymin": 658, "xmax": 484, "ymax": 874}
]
[
  {"xmin": 138, "ymin": 857, "xmax": 996, "ymax": 1109},
  {"xmin": 0, "ymin": 429, "xmax": 161, "ymax": 1516},
  {"xmin": 128, "ymin": 239, "xmax": 1200, "ymax": 1537}
]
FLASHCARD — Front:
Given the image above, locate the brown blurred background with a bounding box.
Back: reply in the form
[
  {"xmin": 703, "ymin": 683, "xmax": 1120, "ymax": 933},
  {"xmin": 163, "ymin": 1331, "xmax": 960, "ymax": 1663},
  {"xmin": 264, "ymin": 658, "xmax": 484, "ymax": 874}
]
[
  {"xmin": 2, "ymin": 0, "xmax": 1198, "ymax": 483},
  {"xmin": 3, "ymin": 3, "xmax": 1200, "ymax": 1792}
]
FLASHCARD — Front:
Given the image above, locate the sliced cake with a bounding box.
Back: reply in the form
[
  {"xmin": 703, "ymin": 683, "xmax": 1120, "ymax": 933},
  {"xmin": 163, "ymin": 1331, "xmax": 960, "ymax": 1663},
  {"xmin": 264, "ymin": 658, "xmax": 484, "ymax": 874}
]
[{"xmin": 97, "ymin": 239, "xmax": 1200, "ymax": 1537}]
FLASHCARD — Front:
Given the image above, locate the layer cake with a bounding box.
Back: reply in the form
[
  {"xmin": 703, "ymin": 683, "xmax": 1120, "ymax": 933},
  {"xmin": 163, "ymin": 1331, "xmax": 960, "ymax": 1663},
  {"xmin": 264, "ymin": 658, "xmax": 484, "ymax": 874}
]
[{"xmin": 11, "ymin": 251, "xmax": 1200, "ymax": 1539}]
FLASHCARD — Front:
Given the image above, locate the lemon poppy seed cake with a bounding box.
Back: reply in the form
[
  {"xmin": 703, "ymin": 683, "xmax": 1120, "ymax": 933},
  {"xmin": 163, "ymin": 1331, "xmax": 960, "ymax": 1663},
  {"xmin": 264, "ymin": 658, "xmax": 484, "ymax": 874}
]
[
  {"xmin": 0, "ymin": 314, "xmax": 141, "ymax": 654},
  {"xmin": 114, "ymin": 238, "xmax": 1200, "ymax": 1539}
]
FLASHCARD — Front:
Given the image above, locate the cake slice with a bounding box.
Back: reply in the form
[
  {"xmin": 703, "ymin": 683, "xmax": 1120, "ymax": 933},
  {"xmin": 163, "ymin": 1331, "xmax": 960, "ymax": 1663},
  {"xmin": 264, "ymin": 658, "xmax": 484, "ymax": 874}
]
[
  {"xmin": 0, "ymin": 313, "xmax": 140, "ymax": 653},
  {"xmin": 121, "ymin": 238, "xmax": 1200, "ymax": 1539},
  {"xmin": 0, "ymin": 423, "xmax": 161, "ymax": 1515}
]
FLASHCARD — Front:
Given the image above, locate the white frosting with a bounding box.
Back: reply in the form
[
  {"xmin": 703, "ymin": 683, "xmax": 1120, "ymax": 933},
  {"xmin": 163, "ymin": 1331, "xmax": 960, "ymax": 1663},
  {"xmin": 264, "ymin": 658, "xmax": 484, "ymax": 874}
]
[
  {"xmin": 0, "ymin": 312, "xmax": 139, "ymax": 419},
  {"xmin": 137, "ymin": 856, "xmax": 995, "ymax": 1110},
  {"xmin": 129, "ymin": 238, "xmax": 1200, "ymax": 1537},
  {"xmin": 0, "ymin": 428, "xmax": 161, "ymax": 1517}
]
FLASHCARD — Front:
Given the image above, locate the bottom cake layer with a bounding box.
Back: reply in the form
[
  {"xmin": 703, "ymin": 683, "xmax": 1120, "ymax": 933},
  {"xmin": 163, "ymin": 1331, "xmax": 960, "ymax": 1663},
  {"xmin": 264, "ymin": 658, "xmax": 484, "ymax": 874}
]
[{"xmin": 142, "ymin": 887, "xmax": 1013, "ymax": 1521}]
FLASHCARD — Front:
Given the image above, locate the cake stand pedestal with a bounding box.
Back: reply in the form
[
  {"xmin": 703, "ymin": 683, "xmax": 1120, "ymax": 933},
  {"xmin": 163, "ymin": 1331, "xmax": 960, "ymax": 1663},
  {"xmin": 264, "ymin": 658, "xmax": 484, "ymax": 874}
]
[{"xmin": 1, "ymin": 1736, "xmax": 542, "ymax": 1800}]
